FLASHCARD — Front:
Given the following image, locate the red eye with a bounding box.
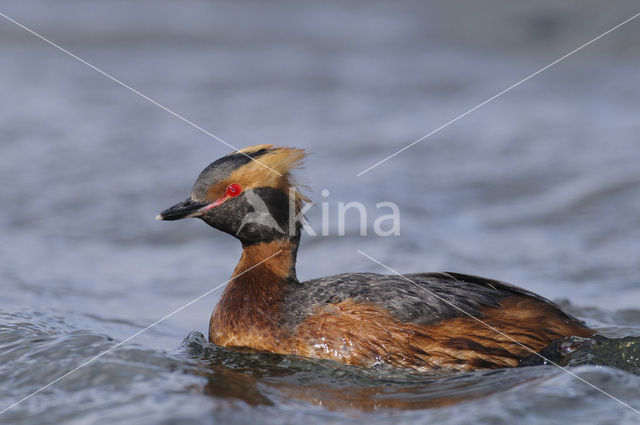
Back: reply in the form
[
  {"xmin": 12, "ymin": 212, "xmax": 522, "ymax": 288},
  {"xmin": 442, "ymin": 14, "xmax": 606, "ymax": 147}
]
[{"xmin": 225, "ymin": 183, "xmax": 242, "ymax": 197}]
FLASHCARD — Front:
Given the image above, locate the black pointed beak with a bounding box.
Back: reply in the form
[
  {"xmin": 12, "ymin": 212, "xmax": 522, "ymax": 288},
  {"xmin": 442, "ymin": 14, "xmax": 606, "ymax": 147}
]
[{"xmin": 155, "ymin": 198, "xmax": 209, "ymax": 221}]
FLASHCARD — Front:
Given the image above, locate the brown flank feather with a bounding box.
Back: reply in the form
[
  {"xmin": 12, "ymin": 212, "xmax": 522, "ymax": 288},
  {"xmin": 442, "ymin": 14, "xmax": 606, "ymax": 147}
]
[{"xmin": 291, "ymin": 296, "xmax": 593, "ymax": 371}]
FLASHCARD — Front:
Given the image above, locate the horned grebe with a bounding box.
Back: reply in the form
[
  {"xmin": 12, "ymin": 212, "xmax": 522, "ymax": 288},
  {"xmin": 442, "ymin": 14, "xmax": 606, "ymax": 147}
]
[{"xmin": 156, "ymin": 145, "xmax": 593, "ymax": 371}]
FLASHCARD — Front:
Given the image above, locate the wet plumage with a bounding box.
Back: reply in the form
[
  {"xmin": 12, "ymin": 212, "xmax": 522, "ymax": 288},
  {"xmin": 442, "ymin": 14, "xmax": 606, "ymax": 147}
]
[{"xmin": 157, "ymin": 145, "xmax": 594, "ymax": 372}]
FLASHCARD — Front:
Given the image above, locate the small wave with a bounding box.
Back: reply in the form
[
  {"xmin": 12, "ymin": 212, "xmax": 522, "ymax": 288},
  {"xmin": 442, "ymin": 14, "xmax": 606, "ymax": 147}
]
[{"xmin": 179, "ymin": 331, "xmax": 573, "ymax": 410}]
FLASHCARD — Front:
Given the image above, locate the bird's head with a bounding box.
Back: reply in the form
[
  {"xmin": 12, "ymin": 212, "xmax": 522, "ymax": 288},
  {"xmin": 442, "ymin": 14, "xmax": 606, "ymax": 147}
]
[{"xmin": 156, "ymin": 144, "xmax": 309, "ymax": 245}]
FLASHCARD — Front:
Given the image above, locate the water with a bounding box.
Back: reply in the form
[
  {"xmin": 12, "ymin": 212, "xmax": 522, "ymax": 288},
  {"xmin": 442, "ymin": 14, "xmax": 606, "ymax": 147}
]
[{"xmin": 1, "ymin": 0, "xmax": 640, "ymax": 423}]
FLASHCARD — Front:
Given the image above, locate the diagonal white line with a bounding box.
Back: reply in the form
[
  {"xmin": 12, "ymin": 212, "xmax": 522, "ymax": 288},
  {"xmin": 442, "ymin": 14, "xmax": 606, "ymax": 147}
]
[
  {"xmin": 0, "ymin": 249, "xmax": 283, "ymax": 416},
  {"xmin": 356, "ymin": 249, "xmax": 640, "ymax": 415},
  {"xmin": 0, "ymin": 10, "xmax": 282, "ymax": 177},
  {"xmin": 357, "ymin": 11, "xmax": 640, "ymax": 176}
]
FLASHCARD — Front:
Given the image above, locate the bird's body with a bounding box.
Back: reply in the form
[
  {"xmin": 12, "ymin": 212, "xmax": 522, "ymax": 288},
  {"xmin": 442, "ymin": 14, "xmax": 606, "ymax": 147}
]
[{"xmin": 158, "ymin": 145, "xmax": 594, "ymax": 372}]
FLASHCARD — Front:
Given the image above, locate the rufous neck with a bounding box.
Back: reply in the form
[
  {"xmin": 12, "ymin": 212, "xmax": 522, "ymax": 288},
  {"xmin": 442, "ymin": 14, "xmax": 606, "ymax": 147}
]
[
  {"xmin": 209, "ymin": 237, "xmax": 299, "ymax": 344},
  {"xmin": 234, "ymin": 237, "xmax": 299, "ymax": 282}
]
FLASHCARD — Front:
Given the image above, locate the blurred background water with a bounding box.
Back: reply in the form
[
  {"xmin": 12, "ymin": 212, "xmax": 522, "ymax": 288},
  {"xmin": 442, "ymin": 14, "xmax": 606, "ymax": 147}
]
[{"xmin": 1, "ymin": 0, "xmax": 640, "ymax": 424}]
